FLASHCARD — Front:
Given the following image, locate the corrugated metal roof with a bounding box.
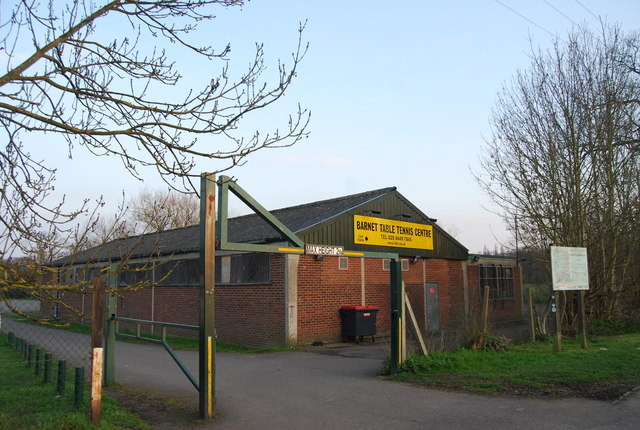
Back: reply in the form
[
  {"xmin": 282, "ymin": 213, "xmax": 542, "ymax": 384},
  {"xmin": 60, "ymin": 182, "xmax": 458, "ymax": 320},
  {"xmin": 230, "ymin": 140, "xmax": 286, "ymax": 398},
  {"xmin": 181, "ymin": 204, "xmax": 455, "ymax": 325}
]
[
  {"xmin": 54, "ymin": 186, "xmax": 469, "ymax": 265},
  {"xmin": 53, "ymin": 187, "xmax": 398, "ymax": 265},
  {"xmin": 297, "ymin": 189, "xmax": 468, "ymax": 260}
]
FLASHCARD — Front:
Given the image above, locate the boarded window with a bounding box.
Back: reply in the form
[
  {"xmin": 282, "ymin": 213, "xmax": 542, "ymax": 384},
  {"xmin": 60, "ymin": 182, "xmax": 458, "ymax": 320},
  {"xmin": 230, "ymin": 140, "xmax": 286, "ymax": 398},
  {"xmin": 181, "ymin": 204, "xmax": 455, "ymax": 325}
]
[
  {"xmin": 154, "ymin": 254, "xmax": 270, "ymax": 286},
  {"xmin": 78, "ymin": 253, "xmax": 270, "ymax": 288}
]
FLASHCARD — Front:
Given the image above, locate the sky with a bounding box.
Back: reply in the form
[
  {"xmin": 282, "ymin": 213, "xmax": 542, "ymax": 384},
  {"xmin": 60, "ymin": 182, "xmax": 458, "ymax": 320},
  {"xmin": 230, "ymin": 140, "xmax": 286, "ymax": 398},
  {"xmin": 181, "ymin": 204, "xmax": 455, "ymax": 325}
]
[{"xmin": 24, "ymin": 0, "xmax": 640, "ymax": 253}]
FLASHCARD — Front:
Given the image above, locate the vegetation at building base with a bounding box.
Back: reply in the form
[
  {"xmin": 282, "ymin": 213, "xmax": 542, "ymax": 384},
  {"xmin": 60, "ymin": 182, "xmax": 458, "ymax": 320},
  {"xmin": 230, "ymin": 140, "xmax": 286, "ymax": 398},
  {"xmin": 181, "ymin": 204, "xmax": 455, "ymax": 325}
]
[
  {"xmin": 0, "ymin": 335, "xmax": 150, "ymax": 430},
  {"xmin": 392, "ymin": 333, "xmax": 640, "ymax": 401}
]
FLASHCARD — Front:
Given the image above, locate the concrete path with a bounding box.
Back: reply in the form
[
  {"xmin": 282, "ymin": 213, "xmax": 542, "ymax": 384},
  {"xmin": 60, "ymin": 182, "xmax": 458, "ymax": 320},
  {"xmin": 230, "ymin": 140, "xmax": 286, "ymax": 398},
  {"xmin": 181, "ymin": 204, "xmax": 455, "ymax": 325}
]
[{"xmin": 3, "ymin": 317, "xmax": 639, "ymax": 429}]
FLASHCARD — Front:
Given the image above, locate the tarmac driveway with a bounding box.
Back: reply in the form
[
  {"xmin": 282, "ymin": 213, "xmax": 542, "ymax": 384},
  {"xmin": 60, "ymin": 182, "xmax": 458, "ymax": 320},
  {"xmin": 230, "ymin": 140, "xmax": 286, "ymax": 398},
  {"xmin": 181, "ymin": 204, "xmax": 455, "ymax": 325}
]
[
  {"xmin": 114, "ymin": 341, "xmax": 640, "ymax": 430},
  {"xmin": 3, "ymin": 317, "xmax": 639, "ymax": 429}
]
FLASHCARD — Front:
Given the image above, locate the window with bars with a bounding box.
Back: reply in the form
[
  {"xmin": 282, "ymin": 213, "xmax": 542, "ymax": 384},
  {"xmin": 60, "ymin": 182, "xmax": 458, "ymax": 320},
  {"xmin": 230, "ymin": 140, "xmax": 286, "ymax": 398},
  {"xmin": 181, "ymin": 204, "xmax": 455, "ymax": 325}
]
[
  {"xmin": 156, "ymin": 259, "xmax": 200, "ymax": 286},
  {"xmin": 113, "ymin": 253, "xmax": 271, "ymax": 287},
  {"xmin": 228, "ymin": 253, "xmax": 271, "ymax": 284},
  {"xmin": 118, "ymin": 262, "xmax": 155, "ymax": 287},
  {"xmin": 478, "ymin": 264, "xmax": 514, "ymax": 300}
]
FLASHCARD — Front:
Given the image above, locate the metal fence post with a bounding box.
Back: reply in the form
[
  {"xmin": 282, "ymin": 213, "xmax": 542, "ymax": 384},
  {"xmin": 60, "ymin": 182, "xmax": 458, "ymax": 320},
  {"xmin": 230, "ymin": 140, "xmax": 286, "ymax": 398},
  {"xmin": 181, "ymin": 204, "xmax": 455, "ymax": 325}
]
[
  {"xmin": 35, "ymin": 348, "xmax": 42, "ymax": 376},
  {"xmin": 75, "ymin": 367, "xmax": 85, "ymax": 408},
  {"xmin": 27, "ymin": 344, "xmax": 34, "ymax": 366},
  {"xmin": 44, "ymin": 352, "xmax": 52, "ymax": 383},
  {"xmin": 57, "ymin": 360, "xmax": 67, "ymax": 395},
  {"xmin": 389, "ymin": 259, "xmax": 402, "ymax": 374}
]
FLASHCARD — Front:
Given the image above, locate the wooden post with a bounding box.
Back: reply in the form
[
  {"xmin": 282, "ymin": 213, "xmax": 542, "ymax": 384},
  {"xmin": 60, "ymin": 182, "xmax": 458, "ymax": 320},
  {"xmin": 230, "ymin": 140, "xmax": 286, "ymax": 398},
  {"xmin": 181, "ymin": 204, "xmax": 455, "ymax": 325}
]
[
  {"xmin": 482, "ymin": 286, "xmax": 490, "ymax": 334},
  {"xmin": 552, "ymin": 293, "xmax": 563, "ymax": 352},
  {"xmin": 90, "ymin": 348, "xmax": 103, "ymax": 425},
  {"xmin": 528, "ymin": 289, "xmax": 536, "ymax": 342},
  {"xmin": 199, "ymin": 173, "xmax": 216, "ymax": 419},
  {"xmin": 91, "ymin": 277, "xmax": 106, "ymax": 425},
  {"xmin": 92, "ymin": 278, "xmax": 106, "ymax": 350},
  {"xmin": 578, "ymin": 291, "xmax": 588, "ymax": 349},
  {"xmin": 404, "ymin": 291, "xmax": 428, "ymax": 355}
]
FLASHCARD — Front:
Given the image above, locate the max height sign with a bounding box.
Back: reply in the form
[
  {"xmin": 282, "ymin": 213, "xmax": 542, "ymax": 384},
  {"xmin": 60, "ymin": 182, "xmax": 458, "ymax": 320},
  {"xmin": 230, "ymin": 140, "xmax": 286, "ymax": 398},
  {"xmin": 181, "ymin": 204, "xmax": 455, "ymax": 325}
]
[{"xmin": 353, "ymin": 215, "xmax": 434, "ymax": 250}]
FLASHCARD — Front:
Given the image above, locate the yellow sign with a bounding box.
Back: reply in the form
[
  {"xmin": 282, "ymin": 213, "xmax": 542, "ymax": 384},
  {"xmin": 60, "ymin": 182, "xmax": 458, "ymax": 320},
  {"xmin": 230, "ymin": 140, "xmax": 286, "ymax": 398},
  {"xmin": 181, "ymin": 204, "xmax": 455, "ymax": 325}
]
[{"xmin": 353, "ymin": 215, "xmax": 434, "ymax": 250}]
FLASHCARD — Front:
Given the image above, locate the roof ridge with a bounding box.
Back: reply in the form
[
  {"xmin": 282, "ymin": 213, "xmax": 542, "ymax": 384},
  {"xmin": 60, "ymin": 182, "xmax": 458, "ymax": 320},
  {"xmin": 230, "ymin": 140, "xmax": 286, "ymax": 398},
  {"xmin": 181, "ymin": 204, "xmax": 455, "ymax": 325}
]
[{"xmin": 229, "ymin": 186, "xmax": 397, "ymax": 220}]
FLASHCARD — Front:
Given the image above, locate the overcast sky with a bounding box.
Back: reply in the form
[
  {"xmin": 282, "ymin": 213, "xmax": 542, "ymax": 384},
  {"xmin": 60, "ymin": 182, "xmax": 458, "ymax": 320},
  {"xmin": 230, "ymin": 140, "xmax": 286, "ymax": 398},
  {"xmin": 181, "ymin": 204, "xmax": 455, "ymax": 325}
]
[{"xmin": 33, "ymin": 0, "xmax": 640, "ymax": 253}]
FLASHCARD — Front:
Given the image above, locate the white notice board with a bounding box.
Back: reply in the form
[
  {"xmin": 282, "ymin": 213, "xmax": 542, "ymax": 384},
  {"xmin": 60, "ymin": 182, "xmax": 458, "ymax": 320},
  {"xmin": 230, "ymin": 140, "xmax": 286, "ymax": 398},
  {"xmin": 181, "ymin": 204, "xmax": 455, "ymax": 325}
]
[{"xmin": 551, "ymin": 246, "xmax": 589, "ymax": 291}]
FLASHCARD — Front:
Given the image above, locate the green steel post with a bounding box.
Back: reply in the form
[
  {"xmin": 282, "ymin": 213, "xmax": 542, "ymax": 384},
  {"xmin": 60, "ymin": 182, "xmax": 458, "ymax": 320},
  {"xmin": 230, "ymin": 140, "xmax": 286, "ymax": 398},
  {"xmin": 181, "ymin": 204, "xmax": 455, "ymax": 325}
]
[
  {"xmin": 104, "ymin": 264, "xmax": 118, "ymax": 385},
  {"xmin": 217, "ymin": 175, "xmax": 304, "ymax": 249},
  {"xmin": 199, "ymin": 173, "xmax": 216, "ymax": 419},
  {"xmin": 389, "ymin": 259, "xmax": 403, "ymax": 374},
  {"xmin": 27, "ymin": 344, "xmax": 34, "ymax": 366},
  {"xmin": 35, "ymin": 349, "xmax": 42, "ymax": 376},
  {"xmin": 57, "ymin": 360, "xmax": 67, "ymax": 395},
  {"xmin": 75, "ymin": 367, "xmax": 85, "ymax": 408},
  {"xmin": 217, "ymin": 179, "xmax": 229, "ymax": 246},
  {"xmin": 44, "ymin": 352, "xmax": 52, "ymax": 383}
]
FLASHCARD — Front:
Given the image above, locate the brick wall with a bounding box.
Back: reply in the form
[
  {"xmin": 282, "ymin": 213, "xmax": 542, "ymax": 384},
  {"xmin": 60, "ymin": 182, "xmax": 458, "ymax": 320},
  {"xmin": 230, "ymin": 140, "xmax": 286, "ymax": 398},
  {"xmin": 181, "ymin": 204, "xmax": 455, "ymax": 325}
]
[
  {"xmin": 296, "ymin": 256, "xmax": 470, "ymax": 345},
  {"xmin": 467, "ymin": 264, "xmax": 523, "ymax": 323},
  {"xmin": 50, "ymin": 256, "xmax": 524, "ymax": 349},
  {"xmin": 214, "ymin": 255, "xmax": 285, "ymax": 347},
  {"xmin": 113, "ymin": 256, "xmax": 286, "ymax": 347}
]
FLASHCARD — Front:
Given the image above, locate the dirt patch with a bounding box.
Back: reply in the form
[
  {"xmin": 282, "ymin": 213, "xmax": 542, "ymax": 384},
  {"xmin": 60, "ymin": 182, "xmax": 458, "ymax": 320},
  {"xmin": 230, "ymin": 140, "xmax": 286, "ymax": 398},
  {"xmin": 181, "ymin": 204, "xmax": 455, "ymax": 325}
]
[
  {"xmin": 105, "ymin": 385, "xmax": 205, "ymax": 429},
  {"xmin": 404, "ymin": 375, "xmax": 637, "ymax": 401}
]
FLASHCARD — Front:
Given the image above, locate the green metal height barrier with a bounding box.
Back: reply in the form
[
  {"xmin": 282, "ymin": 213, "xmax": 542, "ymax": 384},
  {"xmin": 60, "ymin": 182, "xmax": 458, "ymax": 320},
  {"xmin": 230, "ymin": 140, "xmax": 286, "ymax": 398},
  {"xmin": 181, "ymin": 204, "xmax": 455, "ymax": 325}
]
[
  {"xmin": 5, "ymin": 332, "xmax": 85, "ymax": 408},
  {"xmin": 106, "ymin": 316, "xmax": 199, "ymax": 390}
]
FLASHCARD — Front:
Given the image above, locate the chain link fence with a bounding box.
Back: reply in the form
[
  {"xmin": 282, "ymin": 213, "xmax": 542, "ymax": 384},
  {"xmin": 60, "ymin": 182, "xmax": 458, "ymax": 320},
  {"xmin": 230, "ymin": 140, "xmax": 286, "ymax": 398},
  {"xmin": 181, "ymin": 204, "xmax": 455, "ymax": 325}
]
[{"xmin": 1, "ymin": 299, "xmax": 91, "ymax": 385}]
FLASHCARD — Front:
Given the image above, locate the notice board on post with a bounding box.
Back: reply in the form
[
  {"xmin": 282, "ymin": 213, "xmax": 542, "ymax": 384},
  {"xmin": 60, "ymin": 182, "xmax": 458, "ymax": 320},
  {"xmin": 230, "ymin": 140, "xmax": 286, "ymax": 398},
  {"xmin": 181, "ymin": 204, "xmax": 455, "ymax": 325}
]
[{"xmin": 551, "ymin": 246, "xmax": 589, "ymax": 291}]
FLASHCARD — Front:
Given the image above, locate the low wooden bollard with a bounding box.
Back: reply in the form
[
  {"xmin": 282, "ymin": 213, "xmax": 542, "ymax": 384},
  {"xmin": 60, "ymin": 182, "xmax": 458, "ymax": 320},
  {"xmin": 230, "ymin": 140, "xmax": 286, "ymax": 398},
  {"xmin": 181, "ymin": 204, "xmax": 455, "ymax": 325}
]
[{"xmin": 90, "ymin": 348, "xmax": 103, "ymax": 425}]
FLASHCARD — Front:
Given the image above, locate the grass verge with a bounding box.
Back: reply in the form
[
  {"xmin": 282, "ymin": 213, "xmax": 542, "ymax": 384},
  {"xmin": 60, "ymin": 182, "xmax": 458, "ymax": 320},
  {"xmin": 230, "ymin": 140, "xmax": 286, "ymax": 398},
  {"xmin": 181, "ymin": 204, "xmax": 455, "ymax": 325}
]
[
  {"xmin": 0, "ymin": 334, "xmax": 150, "ymax": 430},
  {"xmin": 392, "ymin": 333, "xmax": 640, "ymax": 400}
]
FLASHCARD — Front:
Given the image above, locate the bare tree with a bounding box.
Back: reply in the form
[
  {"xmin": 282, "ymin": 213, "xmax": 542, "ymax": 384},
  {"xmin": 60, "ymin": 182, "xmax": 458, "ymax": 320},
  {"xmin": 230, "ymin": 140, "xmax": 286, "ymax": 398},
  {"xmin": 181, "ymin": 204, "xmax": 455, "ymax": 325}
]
[
  {"xmin": 476, "ymin": 24, "xmax": 640, "ymax": 323},
  {"xmin": 0, "ymin": 0, "xmax": 308, "ymax": 315},
  {"xmin": 128, "ymin": 188, "xmax": 199, "ymax": 233}
]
